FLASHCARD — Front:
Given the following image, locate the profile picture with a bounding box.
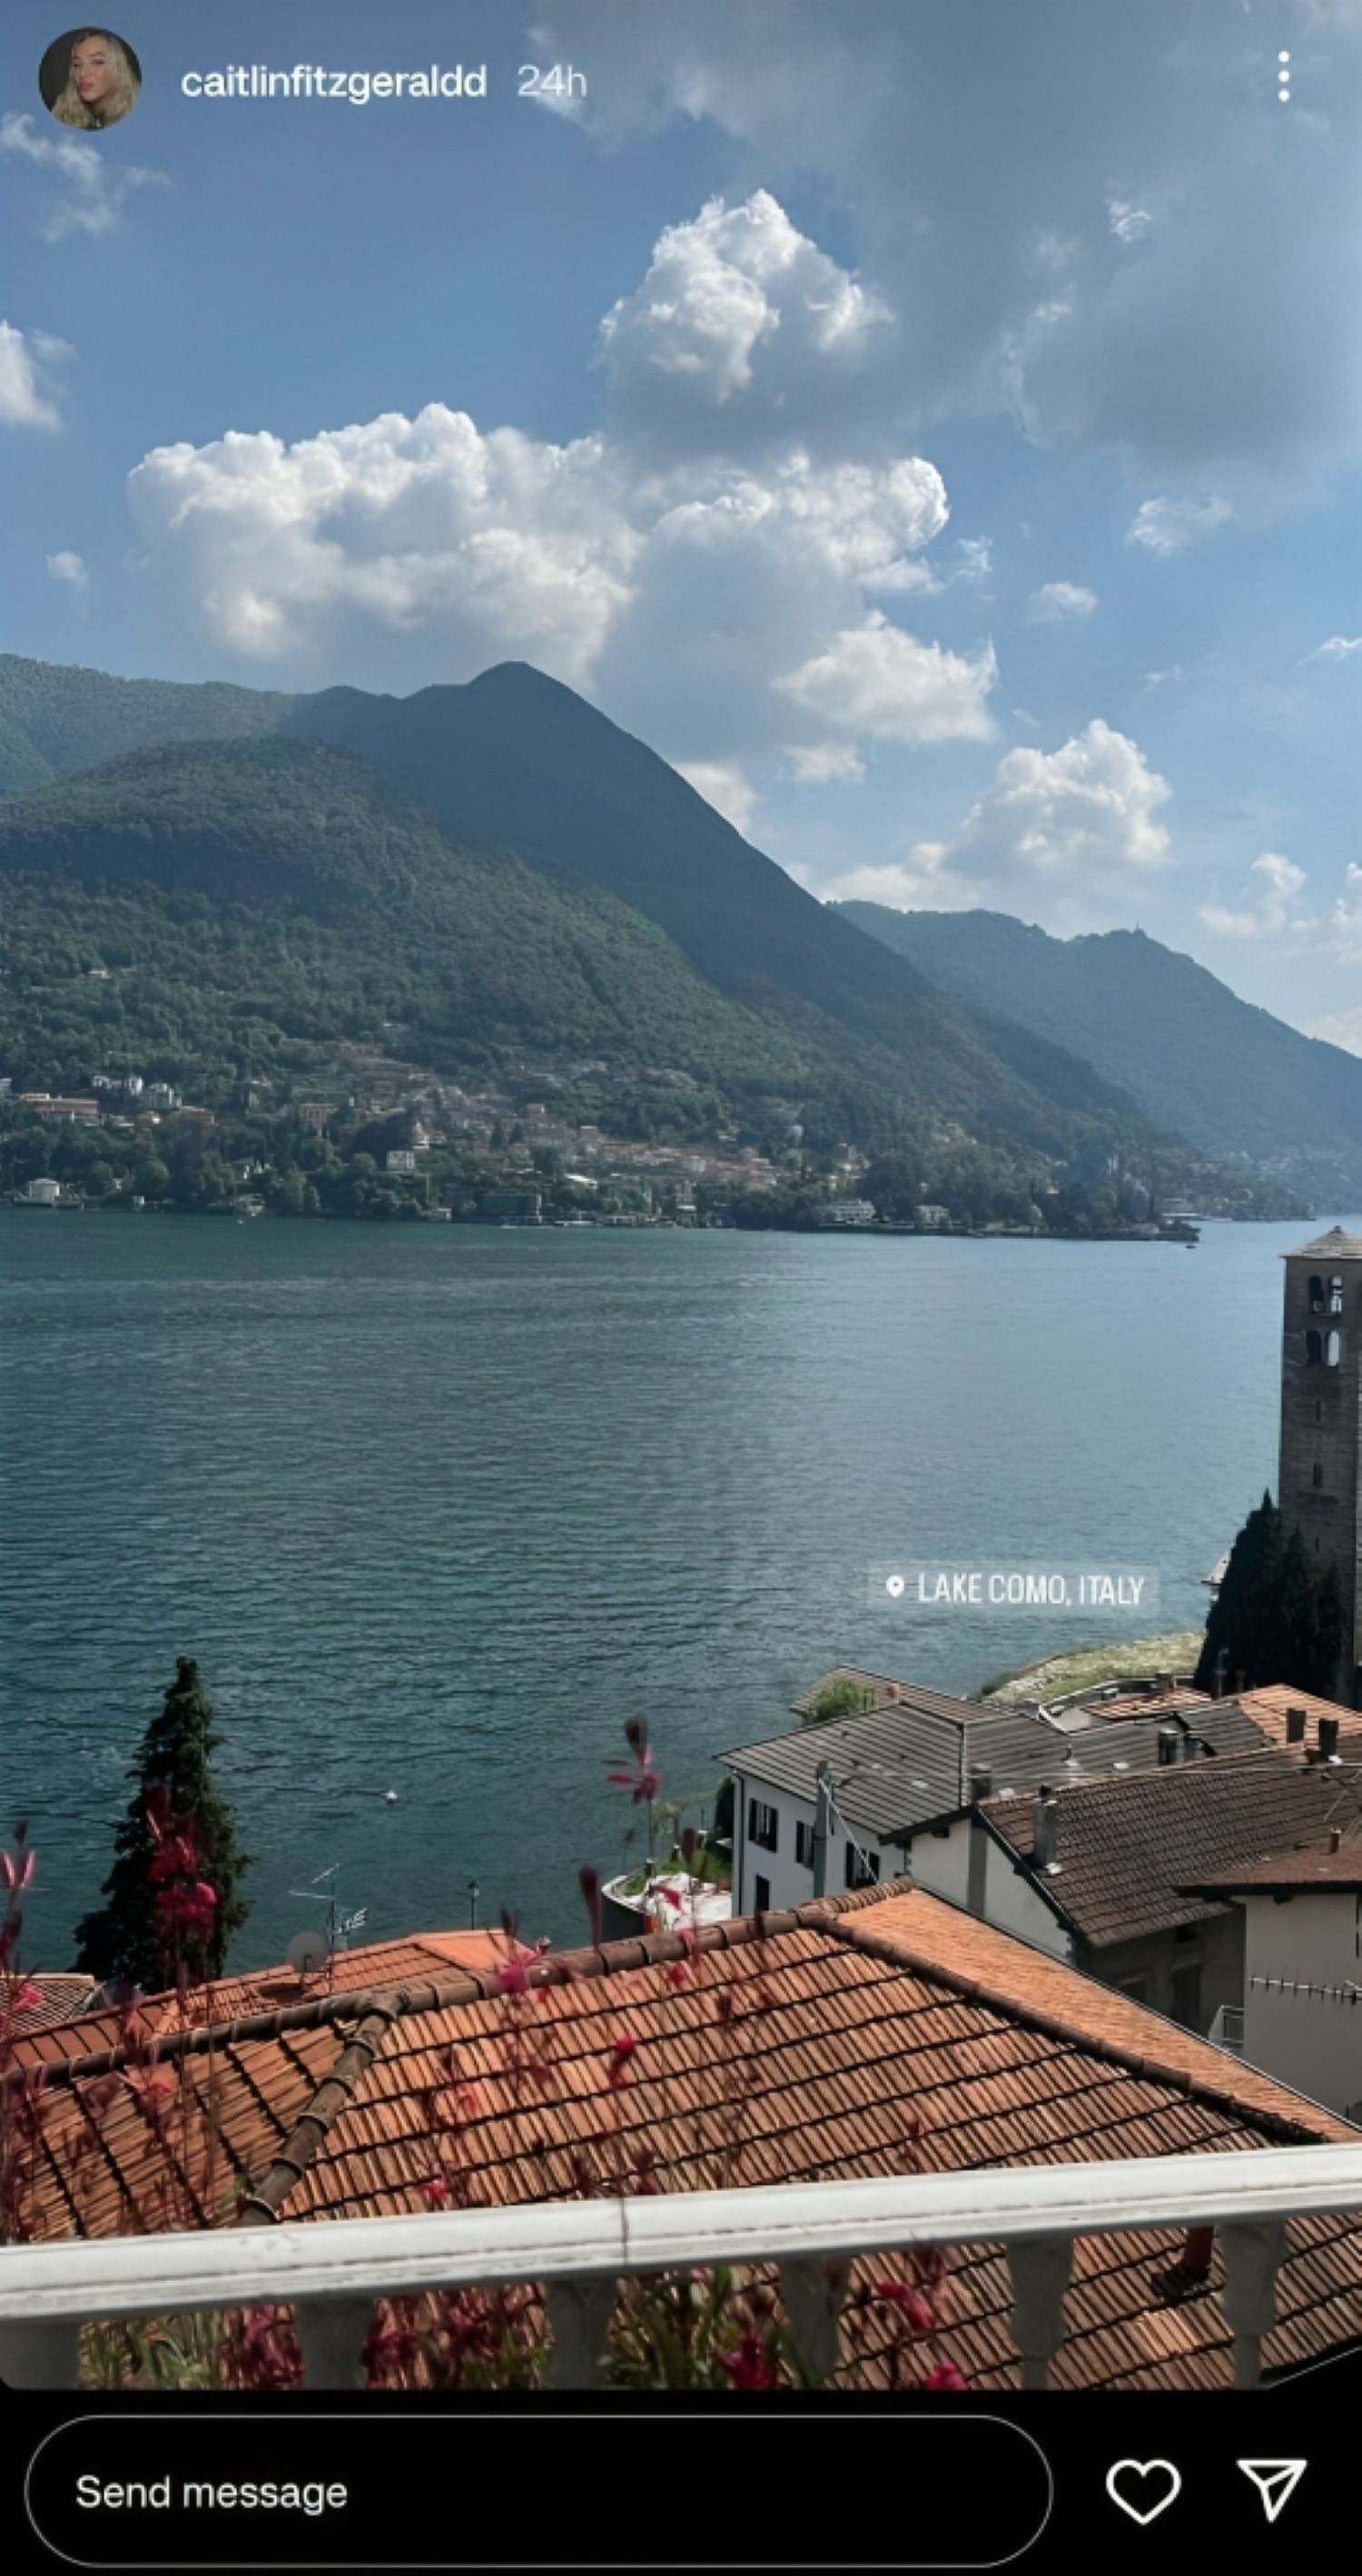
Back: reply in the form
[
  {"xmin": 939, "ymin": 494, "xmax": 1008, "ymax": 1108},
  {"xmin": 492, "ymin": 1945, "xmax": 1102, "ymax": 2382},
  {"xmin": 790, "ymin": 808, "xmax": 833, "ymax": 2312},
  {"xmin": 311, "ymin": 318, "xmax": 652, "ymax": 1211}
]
[{"xmin": 38, "ymin": 26, "xmax": 143, "ymax": 130}]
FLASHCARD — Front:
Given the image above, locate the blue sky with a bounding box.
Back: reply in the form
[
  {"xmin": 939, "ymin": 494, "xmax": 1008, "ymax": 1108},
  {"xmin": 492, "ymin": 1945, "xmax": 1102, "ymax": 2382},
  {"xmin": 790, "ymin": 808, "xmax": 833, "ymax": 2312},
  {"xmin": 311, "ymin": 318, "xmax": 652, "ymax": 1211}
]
[{"xmin": 1, "ymin": 0, "xmax": 1358, "ymax": 1041}]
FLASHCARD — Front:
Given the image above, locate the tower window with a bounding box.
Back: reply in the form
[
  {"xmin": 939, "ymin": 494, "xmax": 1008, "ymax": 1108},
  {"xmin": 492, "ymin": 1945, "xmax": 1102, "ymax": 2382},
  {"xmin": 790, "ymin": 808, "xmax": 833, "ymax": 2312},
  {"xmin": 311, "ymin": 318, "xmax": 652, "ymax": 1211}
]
[
  {"xmin": 1309, "ymin": 1273, "xmax": 1326, "ymax": 1313},
  {"xmin": 1316, "ymin": 1400, "xmax": 1324, "ymax": 1422},
  {"xmin": 1307, "ymin": 1329, "xmax": 1323, "ymax": 1366},
  {"xmin": 1314, "ymin": 1463, "xmax": 1324, "ymax": 1489},
  {"xmin": 1331, "ymin": 1276, "xmax": 1346, "ymax": 1313},
  {"xmin": 1327, "ymin": 1331, "xmax": 1342, "ymax": 1368}
]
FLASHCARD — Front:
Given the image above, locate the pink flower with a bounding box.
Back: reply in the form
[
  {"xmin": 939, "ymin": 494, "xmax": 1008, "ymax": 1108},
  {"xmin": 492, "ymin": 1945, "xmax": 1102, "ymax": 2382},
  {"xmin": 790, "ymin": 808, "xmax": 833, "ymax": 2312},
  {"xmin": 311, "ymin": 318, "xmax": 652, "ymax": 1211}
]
[
  {"xmin": 719, "ymin": 2329, "xmax": 782, "ymax": 2390},
  {"xmin": 1, "ymin": 1848, "xmax": 36, "ymax": 1893},
  {"xmin": 607, "ymin": 2031, "xmax": 640, "ymax": 2089},
  {"xmin": 873, "ymin": 2281, "xmax": 936, "ymax": 2334},
  {"xmin": 920, "ymin": 2360, "xmax": 968, "ymax": 2391},
  {"xmin": 13, "ymin": 1981, "xmax": 43, "ymax": 2013},
  {"xmin": 421, "ymin": 2176, "xmax": 451, "ymax": 2207}
]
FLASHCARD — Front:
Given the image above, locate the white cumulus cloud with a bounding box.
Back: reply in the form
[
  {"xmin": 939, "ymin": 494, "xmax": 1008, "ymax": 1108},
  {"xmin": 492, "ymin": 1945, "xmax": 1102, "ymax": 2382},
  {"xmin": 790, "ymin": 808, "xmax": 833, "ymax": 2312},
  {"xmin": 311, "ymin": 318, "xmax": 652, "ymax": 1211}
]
[
  {"xmin": 675, "ymin": 760, "xmax": 758, "ymax": 835},
  {"xmin": 46, "ymin": 549, "xmax": 87, "ymax": 586},
  {"xmin": 1027, "ymin": 580, "xmax": 1098, "ymax": 622},
  {"xmin": 1126, "ymin": 496, "xmax": 1232, "ymax": 556},
  {"xmin": 0, "ymin": 320, "xmax": 66, "ymax": 428},
  {"xmin": 1302, "ymin": 634, "xmax": 1362, "ymax": 663},
  {"xmin": 1199, "ymin": 850, "xmax": 1310, "ymax": 939},
  {"xmin": 599, "ymin": 189, "xmax": 892, "ymax": 454},
  {"xmin": 0, "ymin": 113, "xmax": 168, "ymax": 241},
  {"xmin": 775, "ymin": 612, "xmax": 996, "ymax": 747},
  {"xmin": 126, "ymin": 194, "xmax": 993, "ymax": 781},
  {"xmin": 825, "ymin": 721, "xmax": 1173, "ymax": 919}
]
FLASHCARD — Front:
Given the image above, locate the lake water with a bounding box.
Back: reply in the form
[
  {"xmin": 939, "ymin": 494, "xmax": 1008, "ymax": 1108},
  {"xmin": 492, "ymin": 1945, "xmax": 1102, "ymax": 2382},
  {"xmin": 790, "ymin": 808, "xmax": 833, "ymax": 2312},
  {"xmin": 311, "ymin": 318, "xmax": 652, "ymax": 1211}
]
[{"xmin": 0, "ymin": 1211, "xmax": 1338, "ymax": 1967}]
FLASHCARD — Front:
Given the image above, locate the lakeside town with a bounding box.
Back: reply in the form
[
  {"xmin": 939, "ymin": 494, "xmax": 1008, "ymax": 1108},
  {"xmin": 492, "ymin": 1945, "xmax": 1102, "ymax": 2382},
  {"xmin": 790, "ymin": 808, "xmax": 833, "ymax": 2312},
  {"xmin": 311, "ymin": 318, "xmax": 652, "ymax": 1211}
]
[
  {"xmin": 7, "ymin": 1224, "xmax": 1362, "ymax": 2402},
  {"xmin": 3, "ymin": 1049, "xmax": 1228, "ymax": 1238}
]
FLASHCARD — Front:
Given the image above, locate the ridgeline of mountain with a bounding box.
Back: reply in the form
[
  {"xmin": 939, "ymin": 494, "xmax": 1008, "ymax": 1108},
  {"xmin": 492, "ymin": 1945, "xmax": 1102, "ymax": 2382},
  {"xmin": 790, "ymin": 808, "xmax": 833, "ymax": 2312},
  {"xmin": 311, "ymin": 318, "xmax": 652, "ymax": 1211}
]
[
  {"xmin": 0, "ymin": 737, "xmax": 820, "ymax": 1105},
  {"xmin": 0, "ymin": 653, "xmax": 1300, "ymax": 1207},
  {"xmin": 0, "ymin": 654, "xmax": 290, "ymax": 799},
  {"xmin": 836, "ymin": 902, "xmax": 1362, "ymax": 1204}
]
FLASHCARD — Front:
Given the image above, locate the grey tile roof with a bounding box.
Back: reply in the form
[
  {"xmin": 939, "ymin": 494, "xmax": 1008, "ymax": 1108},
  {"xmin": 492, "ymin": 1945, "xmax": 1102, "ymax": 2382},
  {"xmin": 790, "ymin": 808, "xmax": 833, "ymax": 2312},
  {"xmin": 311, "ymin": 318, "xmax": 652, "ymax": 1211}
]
[{"xmin": 720, "ymin": 1696, "xmax": 1269, "ymax": 1845}]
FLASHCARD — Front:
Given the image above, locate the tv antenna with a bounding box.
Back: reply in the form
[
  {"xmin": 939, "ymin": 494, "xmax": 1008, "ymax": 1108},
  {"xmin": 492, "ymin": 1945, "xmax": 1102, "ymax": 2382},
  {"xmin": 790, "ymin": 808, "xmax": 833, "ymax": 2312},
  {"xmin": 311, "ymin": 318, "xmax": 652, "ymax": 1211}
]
[{"xmin": 285, "ymin": 1861, "xmax": 368, "ymax": 1990}]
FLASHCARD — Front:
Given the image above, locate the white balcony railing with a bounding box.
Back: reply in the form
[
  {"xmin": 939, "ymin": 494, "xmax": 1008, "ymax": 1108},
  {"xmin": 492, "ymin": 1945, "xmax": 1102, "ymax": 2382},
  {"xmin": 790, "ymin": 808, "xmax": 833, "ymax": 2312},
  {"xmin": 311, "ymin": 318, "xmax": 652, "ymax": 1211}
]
[{"xmin": 5, "ymin": 2141, "xmax": 1362, "ymax": 2395}]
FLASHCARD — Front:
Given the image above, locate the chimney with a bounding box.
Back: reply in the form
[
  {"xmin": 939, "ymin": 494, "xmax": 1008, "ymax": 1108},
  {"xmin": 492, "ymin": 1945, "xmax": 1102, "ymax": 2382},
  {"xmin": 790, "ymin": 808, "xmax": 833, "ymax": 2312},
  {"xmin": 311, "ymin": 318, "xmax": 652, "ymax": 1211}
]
[
  {"xmin": 1286, "ymin": 1706, "xmax": 1308, "ymax": 1745},
  {"xmin": 1330, "ymin": 1827, "xmax": 1343, "ymax": 1854},
  {"xmin": 1157, "ymin": 1726, "xmax": 1179, "ymax": 1767},
  {"xmin": 969, "ymin": 1765, "xmax": 992, "ymax": 1805},
  {"xmin": 1157, "ymin": 1673, "xmax": 1174, "ymax": 1693},
  {"xmin": 1319, "ymin": 1716, "xmax": 1341, "ymax": 1761},
  {"xmin": 1032, "ymin": 1794, "xmax": 1059, "ymax": 1870}
]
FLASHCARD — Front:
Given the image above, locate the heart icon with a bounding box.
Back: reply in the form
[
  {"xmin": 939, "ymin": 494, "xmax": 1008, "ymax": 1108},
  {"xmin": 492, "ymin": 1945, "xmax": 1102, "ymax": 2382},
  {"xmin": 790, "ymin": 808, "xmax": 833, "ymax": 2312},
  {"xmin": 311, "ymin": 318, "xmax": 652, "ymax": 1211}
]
[{"xmin": 1105, "ymin": 2459, "xmax": 1182, "ymax": 2527}]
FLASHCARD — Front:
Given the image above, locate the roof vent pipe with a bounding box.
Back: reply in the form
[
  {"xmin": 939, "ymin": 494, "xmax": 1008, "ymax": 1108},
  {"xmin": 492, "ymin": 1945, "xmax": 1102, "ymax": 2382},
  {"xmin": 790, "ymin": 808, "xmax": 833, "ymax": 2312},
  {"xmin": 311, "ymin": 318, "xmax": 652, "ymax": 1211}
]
[
  {"xmin": 1032, "ymin": 1794, "xmax": 1059, "ymax": 1870},
  {"xmin": 1320, "ymin": 1716, "xmax": 1341, "ymax": 1761},
  {"xmin": 1286, "ymin": 1706, "xmax": 1308, "ymax": 1745},
  {"xmin": 1157, "ymin": 1726, "xmax": 1179, "ymax": 1767},
  {"xmin": 969, "ymin": 1765, "xmax": 992, "ymax": 1804}
]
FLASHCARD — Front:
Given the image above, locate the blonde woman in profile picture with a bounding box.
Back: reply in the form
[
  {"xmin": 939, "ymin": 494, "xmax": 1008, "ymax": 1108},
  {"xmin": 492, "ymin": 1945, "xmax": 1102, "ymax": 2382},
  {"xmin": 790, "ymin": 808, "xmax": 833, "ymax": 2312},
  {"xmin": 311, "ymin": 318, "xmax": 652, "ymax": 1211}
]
[{"xmin": 50, "ymin": 27, "xmax": 141, "ymax": 129}]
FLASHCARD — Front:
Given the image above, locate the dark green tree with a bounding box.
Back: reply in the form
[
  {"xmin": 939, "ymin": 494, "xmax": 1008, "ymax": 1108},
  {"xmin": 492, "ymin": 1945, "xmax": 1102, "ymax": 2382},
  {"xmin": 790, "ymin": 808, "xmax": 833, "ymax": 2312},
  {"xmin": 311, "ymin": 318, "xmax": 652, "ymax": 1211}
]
[
  {"xmin": 1195, "ymin": 1491, "xmax": 1347, "ymax": 1698},
  {"xmin": 74, "ymin": 1658, "xmax": 251, "ymax": 1988}
]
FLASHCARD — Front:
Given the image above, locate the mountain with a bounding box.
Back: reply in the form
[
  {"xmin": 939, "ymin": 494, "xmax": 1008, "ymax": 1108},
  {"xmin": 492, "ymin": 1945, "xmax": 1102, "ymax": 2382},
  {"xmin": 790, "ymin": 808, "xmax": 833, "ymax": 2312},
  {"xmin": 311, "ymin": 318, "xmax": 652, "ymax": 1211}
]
[
  {"xmin": 0, "ymin": 737, "xmax": 816, "ymax": 1108},
  {"xmin": 0, "ymin": 654, "xmax": 289, "ymax": 799},
  {"xmin": 281, "ymin": 664, "xmax": 1167, "ymax": 1160},
  {"xmin": 0, "ymin": 653, "xmax": 1299, "ymax": 1208},
  {"xmin": 835, "ymin": 904, "xmax": 1362, "ymax": 1204}
]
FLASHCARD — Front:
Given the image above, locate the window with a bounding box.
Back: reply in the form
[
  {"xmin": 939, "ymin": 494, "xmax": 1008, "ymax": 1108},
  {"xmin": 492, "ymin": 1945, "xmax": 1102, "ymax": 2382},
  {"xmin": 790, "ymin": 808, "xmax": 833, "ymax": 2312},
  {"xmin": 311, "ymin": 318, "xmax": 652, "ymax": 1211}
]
[
  {"xmin": 795, "ymin": 1820, "xmax": 815, "ymax": 1869},
  {"xmin": 753, "ymin": 1873, "xmax": 771, "ymax": 1913},
  {"xmin": 1307, "ymin": 1329, "xmax": 1323, "ymax": 1366},
  {"xmin": 1314, "ymin": 1462, "xmax": 1324, "ymax": 1489},
  {"xmin": 747, "ymin": 1798, "xmax": 778, "ymax": 1853},
  {"xmin": 1328, "ymin": 1330, "xmax": 1342, "ymax": 1368},
  {"xmin": 1308, "ymin": 1273, "xmax": 1326, "ymax": 1313},
  {"xmin": 1170, "ymin": 1962, "xmax": 1202, "ymax": 2030},
  {"xmin": 845, "ymin": 1841, "xmax": 879, "ymax": 1890},
  {"xmin": 1331, "ymin": 1275, "xmax": 1346, "ymax": 1314},
  {"xmin": 1317, "ymin": 1400, "xmax": 1324, "ymax": 1422}
]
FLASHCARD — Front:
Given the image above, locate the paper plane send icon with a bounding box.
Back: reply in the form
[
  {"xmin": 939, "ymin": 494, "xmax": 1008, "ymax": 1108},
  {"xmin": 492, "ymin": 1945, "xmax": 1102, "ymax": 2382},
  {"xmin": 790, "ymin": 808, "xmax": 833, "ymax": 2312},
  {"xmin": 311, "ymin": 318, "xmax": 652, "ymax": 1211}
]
[{"xmin": 1238, "ymin": 2459, "xmax": 1308, "ymax": 2524}]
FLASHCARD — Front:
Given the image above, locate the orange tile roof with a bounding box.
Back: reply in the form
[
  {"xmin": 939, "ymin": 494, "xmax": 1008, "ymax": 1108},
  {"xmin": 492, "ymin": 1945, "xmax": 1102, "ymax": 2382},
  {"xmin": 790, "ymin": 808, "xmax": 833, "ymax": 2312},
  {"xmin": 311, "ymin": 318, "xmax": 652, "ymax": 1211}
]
[
  {"xmin": 10, "ymin": 1931, "xmax": 534, "ymax": 2072},
  {"xmin": 1232, "ymin": 1686, "xmax": 1362, "ymax": 1746},
  {"xmin": 8, "ymin": 1974, "xmax": 97, "ymax": 2038},
  {"xmin": 11, "ymin": 1882, "xmax": 1362, "ymax": 2390}
]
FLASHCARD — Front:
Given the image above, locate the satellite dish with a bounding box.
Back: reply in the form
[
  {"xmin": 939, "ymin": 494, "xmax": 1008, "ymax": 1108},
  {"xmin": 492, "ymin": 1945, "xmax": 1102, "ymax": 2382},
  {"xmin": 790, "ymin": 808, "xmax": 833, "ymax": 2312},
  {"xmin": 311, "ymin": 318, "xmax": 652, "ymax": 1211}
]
[{"xmin": 286, "ymin": 1929, "xmax": 329, "ymax": 1977}]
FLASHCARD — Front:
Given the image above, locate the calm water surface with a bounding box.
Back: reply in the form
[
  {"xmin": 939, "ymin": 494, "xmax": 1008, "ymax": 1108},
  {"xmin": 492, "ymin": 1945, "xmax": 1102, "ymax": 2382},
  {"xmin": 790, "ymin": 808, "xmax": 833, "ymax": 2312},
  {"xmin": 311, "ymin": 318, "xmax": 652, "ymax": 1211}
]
[{"xmin": 0, "ymin": 1212, "xmax": 1339, "ymax": 1964}]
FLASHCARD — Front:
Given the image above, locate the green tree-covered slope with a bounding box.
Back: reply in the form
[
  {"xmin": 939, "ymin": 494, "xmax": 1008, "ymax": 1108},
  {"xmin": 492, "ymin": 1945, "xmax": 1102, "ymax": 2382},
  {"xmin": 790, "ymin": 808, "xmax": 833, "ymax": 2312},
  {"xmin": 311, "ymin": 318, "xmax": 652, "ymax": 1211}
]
[{"xmin": 838, "ymin": 901, "xmax": 1362, "ymax": 1204}]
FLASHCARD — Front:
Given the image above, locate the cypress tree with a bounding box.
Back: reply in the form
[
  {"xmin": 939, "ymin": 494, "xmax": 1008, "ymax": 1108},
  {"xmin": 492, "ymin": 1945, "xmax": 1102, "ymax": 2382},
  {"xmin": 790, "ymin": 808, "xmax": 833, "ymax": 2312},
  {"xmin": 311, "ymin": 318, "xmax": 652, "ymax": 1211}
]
[
  {"xmin": 1195, "ymin": 1492, "xmax": 1347, "ymax": 1698},
  {"xmin": 74, "ymin": 1658, "xmax": 251, "ymax": 1989}
]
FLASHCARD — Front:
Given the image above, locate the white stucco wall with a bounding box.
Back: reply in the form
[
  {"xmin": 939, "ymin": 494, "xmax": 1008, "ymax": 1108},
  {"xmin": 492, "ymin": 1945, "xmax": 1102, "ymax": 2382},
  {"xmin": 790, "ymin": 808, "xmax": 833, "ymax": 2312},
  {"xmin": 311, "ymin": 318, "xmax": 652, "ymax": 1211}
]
[
  {"xmin": 1240, "ymin": 1890, "xmax": 1362, "ymax": 2118},
  {"xmin": 732, "ymin": 1775, "xmax": 883, "ymax": 1913},
  {"xmin": 903, "ymin": 1815, "xmax": 1071, "ymax": 1959}
]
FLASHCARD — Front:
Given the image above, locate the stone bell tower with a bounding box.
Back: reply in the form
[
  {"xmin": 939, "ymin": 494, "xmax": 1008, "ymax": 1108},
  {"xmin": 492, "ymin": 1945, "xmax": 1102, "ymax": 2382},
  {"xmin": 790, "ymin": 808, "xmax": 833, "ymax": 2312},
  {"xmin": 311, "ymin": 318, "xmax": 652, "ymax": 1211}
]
[{"xmin": 1278, "ymin": 1225, "xmax": 1362, "ymax": 1706}]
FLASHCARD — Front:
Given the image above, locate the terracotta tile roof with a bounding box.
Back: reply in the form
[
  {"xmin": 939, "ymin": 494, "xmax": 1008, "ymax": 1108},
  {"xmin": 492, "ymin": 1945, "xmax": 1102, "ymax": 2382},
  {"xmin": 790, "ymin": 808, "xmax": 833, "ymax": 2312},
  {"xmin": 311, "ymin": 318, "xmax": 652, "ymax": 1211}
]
[
  {"xmin": 7, "ymin": 1974, "xmax": 97, "ymax": 2038},
  {"xmin": 982, "ymin": 1753, "xmax": 1362, "ymax": 1947},
  {"xmin": 12, "ymin": 1880, "xmax": 1362, "ymax": 2390},
  {"xmin": 1231, "ymin": 1686, "xmax": 1362, "ymax": 1749},
  {"xmin": 10, "ymin": 1932, "xmax": 534, "ymax": 2073}
]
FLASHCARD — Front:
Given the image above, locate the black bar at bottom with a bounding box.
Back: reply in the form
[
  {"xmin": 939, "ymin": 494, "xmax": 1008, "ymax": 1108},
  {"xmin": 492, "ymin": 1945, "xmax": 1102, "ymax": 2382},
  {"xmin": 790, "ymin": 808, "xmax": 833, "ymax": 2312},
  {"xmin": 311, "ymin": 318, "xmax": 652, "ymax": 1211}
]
[{"xmin": 25, "ymin": 2409, "xmax": 1050, "ymax": 2568}]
